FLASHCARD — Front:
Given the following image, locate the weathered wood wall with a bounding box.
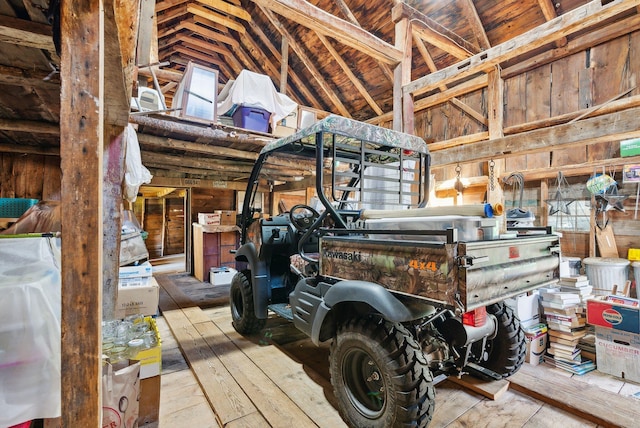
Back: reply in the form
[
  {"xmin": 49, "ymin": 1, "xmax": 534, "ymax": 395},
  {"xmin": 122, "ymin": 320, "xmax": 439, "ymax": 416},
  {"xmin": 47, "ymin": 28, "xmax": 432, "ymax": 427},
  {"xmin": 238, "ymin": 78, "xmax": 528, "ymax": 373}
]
[
  {"xmin": 0, "ymin": 153, "xmax": 61, "ymax": 200},
  {"xmin": 164, "ymin": 196, "xmax": 184, "ymax": 255},
  {"xmin": 420, "ymin": 30, "xmax": 640, "ymax": 263}
]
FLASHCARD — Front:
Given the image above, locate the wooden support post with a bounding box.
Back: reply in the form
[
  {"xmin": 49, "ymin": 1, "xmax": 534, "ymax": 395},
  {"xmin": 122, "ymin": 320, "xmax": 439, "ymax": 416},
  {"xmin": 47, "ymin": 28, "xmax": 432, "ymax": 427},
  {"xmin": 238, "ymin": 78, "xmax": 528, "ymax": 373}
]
[
  {"xmin": 487, "ymin": 67, "xmax": 505, "ymax": 219},
  {"xmin": 60, "ymin": 0, "xmax": 104, "ymax": 425},
  {"xmin": 393, "ymin": 16, "xmax": 413, "ymax": 133}
]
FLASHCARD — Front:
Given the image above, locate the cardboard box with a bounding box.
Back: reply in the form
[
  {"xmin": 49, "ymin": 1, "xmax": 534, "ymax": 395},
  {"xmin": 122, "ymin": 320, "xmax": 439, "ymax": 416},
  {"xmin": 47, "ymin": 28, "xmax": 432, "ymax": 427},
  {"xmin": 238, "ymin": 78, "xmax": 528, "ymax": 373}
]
[
  {"xmin": 524, "ymin": 323, "xmax": 548, "ymax": 365},
  {"xmin": 210, "ymin": 267, "xmax": 237, "ymax": 285},
  {"xmin": 198, "ymin": 212, "xmax": 221, "ymax": 225},
  {"xmin": 586, "ymin": 296, "xmax": 640, "ymax": 334},
  {"xmin": 138, "ymin": 375, "xmax": 160, "ymax": 425},
  {"xmin": 119, "ymin": 261, "xmax": 153, "ymax": 279},
  {"xmin": 595, "ymin": 326, "xmax": 640, "ymax": 382},
  {"xmin": 115, "ymin": 276, "xmax": 160, "ymax": 319},
  {"xmin": 216, "ymin": 210, "xmax": 237, "ymax": 226}
]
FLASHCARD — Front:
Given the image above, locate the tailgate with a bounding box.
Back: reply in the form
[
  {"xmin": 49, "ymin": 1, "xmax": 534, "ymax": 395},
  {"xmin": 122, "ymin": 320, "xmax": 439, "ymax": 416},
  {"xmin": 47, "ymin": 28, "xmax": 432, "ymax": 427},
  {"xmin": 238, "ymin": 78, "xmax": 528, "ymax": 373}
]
[{"xmin": 319, "ymin": 234, "xmax": 560, "ymax": 312}]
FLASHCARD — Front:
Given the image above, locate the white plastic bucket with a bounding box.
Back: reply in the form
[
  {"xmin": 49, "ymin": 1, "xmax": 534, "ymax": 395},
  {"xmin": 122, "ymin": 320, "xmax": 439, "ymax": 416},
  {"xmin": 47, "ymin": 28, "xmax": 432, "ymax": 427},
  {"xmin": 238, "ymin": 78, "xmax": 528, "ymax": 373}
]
[
  {"xmin": 633, "ymin": 261, "xmax": 640, "ymax": 288},
  {"xmin": 582, "ymin": 257, "xmax": 629, "ymax": 295}
]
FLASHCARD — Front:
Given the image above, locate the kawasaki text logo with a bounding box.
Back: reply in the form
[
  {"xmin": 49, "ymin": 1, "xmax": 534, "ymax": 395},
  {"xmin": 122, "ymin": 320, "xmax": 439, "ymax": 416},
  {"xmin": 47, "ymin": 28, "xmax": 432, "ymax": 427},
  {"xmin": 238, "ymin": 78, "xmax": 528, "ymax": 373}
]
[{"xmin": 324, "ymin": 250, "xmax": 362, "ymax": 262}]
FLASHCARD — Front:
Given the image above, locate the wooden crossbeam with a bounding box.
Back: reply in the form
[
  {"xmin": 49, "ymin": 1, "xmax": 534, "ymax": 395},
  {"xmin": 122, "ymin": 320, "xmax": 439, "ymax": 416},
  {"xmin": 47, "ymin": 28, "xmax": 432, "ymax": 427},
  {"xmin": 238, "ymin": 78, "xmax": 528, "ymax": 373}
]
[
  {"xmin": 251, "ymin": 0, "xmax": 402, "ymax": 64},
  {"xmin": 406, "ymin": 0, "xmax": 640, "ymax": 97},
  {"xmin": 194, "ymin": 0, "xmax": 252, "ymax": 21},
  {"xmin": 259, "ymin": 6, "xmax": 351, "ymax": 117}
]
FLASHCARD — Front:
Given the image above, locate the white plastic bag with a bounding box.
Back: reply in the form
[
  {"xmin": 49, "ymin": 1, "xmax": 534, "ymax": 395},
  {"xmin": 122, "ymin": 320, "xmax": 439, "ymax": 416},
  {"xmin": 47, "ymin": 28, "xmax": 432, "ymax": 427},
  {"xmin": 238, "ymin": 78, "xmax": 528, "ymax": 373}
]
[
  {"xmin": 0, "ymin": 237, "xmax": 62, "ymax": 427},
  {"xmin": 102, "ymin": 361, "xmax": 140, "ymax": 428},
  {"xmin": 123, "ymin": 124, "xmax": 152, "ymax": 203}
]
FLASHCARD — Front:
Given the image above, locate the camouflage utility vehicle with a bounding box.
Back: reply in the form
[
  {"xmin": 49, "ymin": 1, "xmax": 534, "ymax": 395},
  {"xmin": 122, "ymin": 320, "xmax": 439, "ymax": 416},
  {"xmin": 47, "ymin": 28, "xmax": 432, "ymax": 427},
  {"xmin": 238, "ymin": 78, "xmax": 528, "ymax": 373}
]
[{"xmin": 230, "ymin": 115, "xmax": 560, "ymax": 427}]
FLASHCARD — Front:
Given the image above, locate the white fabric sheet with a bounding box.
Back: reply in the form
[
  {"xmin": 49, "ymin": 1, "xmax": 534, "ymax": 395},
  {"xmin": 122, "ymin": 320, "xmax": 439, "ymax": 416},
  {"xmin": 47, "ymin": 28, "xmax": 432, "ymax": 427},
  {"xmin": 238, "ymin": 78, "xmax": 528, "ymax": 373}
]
[
  {"xmin": 0, "ymin": 237, "xmax": 61, "ymax": 426},
  {"xmin": 217, "ymin": 69, "xmax": 298, "ymax": 126}
]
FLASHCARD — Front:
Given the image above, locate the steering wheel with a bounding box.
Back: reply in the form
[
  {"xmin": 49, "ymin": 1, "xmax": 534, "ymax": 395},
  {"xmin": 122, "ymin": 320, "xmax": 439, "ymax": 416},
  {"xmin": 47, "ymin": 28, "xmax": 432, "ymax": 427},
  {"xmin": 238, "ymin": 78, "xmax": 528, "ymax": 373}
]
[{"xmin": 289, "ymin": 204, "xmax": 320, "ymax": 232}]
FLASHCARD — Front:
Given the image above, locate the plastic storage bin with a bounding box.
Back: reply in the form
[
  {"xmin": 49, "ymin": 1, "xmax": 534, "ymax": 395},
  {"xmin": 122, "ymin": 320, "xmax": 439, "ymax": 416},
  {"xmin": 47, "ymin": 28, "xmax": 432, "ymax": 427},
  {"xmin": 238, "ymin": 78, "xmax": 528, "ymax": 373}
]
[
  {"xmin": 232, "ymin": 106, "xmax": 271, "ymax": 132},
  {"xmin": 583, "ymin": 257, "xmax": 629, "ymax": 295},
  {"xmin": 0, "ymin": 198, "xmax": 38, "ymax": 218}
]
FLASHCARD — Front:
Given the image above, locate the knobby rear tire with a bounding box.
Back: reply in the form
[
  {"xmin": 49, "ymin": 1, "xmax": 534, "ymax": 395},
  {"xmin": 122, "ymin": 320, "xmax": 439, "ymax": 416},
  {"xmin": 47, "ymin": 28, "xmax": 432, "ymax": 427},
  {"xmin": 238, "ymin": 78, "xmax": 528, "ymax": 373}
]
[{"xmin": 329, "ymin": 316, "xmax": 435, "ymax": 428}]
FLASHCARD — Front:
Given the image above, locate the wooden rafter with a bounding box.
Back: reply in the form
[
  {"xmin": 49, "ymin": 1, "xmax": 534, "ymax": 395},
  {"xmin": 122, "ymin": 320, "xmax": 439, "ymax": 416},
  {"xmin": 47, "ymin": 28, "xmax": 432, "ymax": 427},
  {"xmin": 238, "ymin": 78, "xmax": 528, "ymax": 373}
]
[
  {"xmin": 258, "ymin": 5, "xmax": 351, "ymax": 117},
  {"xmin": 194, "ymin": 0, "xmax": 252, "ymax": 22},
  {"xmin": 178, "ymin": 35, "xmax": 232, "ymax": 57},
  {"xmin": 333, "ymin": 0, "xmax": 394, "ymax": 82},
  {"xmin": 316, "ymin": 33, "xmax": 383, "ymax": 115},
  {"xmin": 177, "ymin": 19, "xmax": 240, "ymax": 47},
  {"xmin": 392, "ymin": 2, "xmax": 479, "ymax": 58},
  {"xmin": 187, "ymin": 3, "xmax": 246, "ymax": 34},
  {"xmin": 405, "ymin": 0, "xmax": 640, "ymax": 97},
  {"xmin": 245, "ymin": 18, "xmax": 321, "ymax": 109},
  {"xmin": 459, "ymin": 0, "xmax": 491, "ymax": 50},
  {"xmin": 156, "ymin": 4, "xmax": 188, "ymax": 25},
  {"xmin": 251, "ymin": 0, "xmax": 402, "ymax": 64}
]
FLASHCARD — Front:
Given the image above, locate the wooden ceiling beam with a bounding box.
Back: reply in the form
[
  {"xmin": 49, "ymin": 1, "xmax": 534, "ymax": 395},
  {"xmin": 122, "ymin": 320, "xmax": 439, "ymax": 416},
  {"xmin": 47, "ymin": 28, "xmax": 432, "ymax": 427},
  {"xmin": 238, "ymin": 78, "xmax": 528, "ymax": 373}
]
[
  {"xmin": 137, "ymin": 133, "xmax": 259, "ymax": 161},
  {"xmin": 178, "ymin": 35, "xmax": 232, "ymax": 57},
  {"xmin": 177, "ymin": 19, "xmax": 239, "ymax": 47},
  {"xmin": 251, "ymin": 0, "xmax": 402, "ymax": 65},
  {"xmin": 334, "ymin": 0, "xmax": 394, "ymax": 83},
  {"xmin": 259, "ymin": 6, "xmax": 351, "ymax": 117},
  {"xmin": 502, "ymin": 12, "xmax": 640, "ymax": 79},
  {"xmin": 187, "ymin": 3, "xmax": 246, "ymax": 34},
  {"xmin": 245, "ymin": 18, "xmax": 321, "ymax": 109},
  {"xmin": 459, "ymin": 0, "xmax": 491, "ymax": 50},
  {"xmin": 392, "ymin": 2, "xmax": 479, "ymax": 58},
  {"xmin": 0, "ymin": 66, "xmax": 60, "ymax": 89},
  {"xmin": 194, "ymin": 0, "xmax": 252, "ymax": 22},
  {"xmin": 406, "ymin": 0, "xmax": 640, "ymax": 97},
  {"xmin": 316, "ymin": 33, "xmax": 383, "ymax": 115},
  {"xmin": 149, "ymin": 174, "xmax": 248, "ymax": 190},
  {"xmin": 156, "ymin": 0, "xmax": 185, "ymax": 13},
  {"xmin": 156, "ymin": 4, "xmax": 187, "ymax": 25},
  {"xmin": 0, "ymin": 118, "xmax": 59, "ymax": 134},
  {"xmin": 0, "ymin": 14, "xmax": 55, "ymax": 52},
  {"xmin": 431, "ymin": 106, "xmax": 640, "ymax": 167}
]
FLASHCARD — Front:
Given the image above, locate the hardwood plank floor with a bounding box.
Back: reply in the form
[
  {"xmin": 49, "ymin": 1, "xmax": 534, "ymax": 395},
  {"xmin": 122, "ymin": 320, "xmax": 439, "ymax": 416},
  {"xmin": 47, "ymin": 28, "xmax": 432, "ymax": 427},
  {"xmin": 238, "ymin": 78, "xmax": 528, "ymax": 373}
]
[{"xmin": 147, "ymin": 269, "xmax": 640, "ymax": 428}]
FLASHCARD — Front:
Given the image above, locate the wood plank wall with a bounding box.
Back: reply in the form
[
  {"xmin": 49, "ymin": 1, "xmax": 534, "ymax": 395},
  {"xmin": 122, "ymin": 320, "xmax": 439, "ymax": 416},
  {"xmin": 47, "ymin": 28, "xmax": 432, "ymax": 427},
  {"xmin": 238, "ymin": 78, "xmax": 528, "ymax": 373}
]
[
  {"xmin": 164, "ymin": 197, "xmax": 184, "ymax": 255},
  {"xmin": 421, "ymin": 30, "xmax": 640, "ymax": 263},
  {"xmin": 0, "ymin": 153, "xmax": 61, "ymax": 200}
]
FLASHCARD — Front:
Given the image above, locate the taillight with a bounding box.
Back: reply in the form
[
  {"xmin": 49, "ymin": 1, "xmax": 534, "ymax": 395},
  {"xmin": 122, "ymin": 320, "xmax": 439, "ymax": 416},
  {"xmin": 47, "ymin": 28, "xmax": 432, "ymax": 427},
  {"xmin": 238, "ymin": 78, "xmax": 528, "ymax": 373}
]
[{"xmin": 462, "ymin": 306, "xmax": 487, "ymax": 327}]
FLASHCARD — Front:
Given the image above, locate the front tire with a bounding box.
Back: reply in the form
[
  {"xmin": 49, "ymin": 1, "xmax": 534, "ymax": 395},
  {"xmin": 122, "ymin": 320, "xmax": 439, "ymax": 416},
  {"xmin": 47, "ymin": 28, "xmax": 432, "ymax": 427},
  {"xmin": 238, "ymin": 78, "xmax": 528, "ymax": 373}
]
[
  {"xmin": 475, "ymin": 302, "xmax": 526, "ymax": 377},
  {"xmin": 329, "ymin": 317, "xmax": 435, "ymax": 428},
  {"xmin": 230, "ymin": 270, "xmax": 266, "ymax": 334}
]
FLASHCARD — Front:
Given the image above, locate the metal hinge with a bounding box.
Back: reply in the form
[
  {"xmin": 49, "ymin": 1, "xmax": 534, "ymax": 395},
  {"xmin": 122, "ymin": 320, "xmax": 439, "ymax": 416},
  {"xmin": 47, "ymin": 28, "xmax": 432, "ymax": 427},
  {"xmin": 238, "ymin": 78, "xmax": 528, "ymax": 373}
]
[{"xmin": 457, "ymin": 255, "xmax": 489, "ymax": 267}]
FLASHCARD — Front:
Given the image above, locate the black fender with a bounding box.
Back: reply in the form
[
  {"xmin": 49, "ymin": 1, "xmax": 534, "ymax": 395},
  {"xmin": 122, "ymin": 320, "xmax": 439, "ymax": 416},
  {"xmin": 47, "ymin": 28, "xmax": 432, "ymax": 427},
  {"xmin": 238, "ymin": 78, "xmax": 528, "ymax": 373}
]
[
  {"xmin": 234, "ymin": 242, "xmax": 269, "ymax": 319},
  {"xmin": 305, "ymin": 280, "xmax": 432, "ymax": 345}
]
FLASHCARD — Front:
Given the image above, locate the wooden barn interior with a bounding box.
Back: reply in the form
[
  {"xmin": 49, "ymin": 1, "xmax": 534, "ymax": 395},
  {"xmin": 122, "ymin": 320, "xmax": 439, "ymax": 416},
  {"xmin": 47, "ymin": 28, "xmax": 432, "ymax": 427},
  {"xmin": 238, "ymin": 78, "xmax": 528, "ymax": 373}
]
[{"xmin": 1, "ymin": 0, "xmax": 640, "ymax": 427}]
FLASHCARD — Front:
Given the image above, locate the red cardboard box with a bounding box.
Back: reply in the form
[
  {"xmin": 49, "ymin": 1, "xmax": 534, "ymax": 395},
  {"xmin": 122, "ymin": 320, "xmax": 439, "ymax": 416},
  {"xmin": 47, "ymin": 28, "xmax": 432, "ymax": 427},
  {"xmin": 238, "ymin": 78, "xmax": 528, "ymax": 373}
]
[{"xmin": 586, "ymin": 296, "xmax": 639, "ymax": 334}]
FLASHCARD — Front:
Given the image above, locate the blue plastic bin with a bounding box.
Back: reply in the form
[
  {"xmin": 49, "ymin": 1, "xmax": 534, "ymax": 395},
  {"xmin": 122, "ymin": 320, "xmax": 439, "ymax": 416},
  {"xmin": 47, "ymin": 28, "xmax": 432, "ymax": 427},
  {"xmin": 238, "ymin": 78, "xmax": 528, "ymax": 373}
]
[
  {"xmin": 0, "ymin": 198, "xmax": 38, "ymax": 218},
  {"xmin": 232, "ymin": 106, "xmax": 271, "ymax": 133}
]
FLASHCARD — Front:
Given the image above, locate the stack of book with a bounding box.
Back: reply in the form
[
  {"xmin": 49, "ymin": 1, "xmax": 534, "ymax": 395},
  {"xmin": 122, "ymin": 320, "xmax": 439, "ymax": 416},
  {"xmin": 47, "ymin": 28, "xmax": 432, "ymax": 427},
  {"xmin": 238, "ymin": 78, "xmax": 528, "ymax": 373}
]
[
  {"xmin": 558, "ymin": 275, "xmax": 594, "ymax": 303},
  {"xmin": 540, "ymin": 289, "xmax": 596, "ymax": 375}
]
